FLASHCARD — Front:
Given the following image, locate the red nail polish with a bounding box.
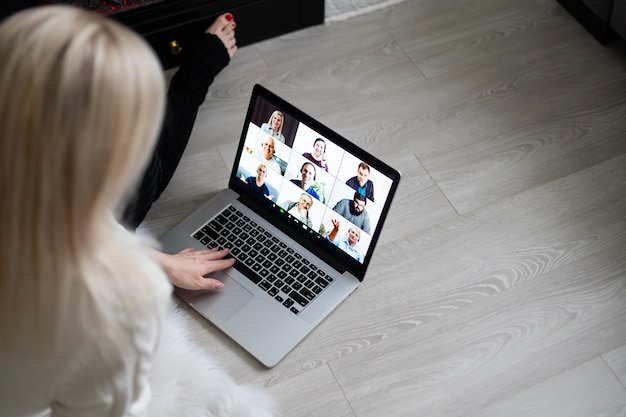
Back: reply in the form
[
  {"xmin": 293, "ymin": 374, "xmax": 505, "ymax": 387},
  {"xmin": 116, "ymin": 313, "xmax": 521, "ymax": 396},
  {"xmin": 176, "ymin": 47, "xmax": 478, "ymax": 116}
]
[{"xmin": 225, "ymin": 13, "xmax": 234, "ymax": 21}]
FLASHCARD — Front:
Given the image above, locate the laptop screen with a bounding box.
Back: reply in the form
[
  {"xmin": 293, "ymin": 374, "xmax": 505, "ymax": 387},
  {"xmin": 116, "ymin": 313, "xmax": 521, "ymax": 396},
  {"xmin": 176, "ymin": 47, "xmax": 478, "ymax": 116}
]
[{"xmin": 230, "ymin": 85, "xmax": 400, "ymax": 280}]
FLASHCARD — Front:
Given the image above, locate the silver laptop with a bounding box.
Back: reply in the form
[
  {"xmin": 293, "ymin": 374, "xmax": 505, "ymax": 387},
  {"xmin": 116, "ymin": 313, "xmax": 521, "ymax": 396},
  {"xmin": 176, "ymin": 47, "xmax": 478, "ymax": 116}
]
[{"xmin": 159, "ymin": 84, "xmax": 401, "ymax": 367}]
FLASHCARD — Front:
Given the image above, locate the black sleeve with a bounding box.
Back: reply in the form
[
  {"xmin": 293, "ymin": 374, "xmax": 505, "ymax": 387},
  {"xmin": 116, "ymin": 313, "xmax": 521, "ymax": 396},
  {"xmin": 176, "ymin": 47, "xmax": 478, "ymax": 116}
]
[
  {"xmin": 121, "ymin": 34, "xmax": 230, "ymax": 229},
  {"xmin": 153, "ymin": 33, "xmax": 230, "ymax": 194}
]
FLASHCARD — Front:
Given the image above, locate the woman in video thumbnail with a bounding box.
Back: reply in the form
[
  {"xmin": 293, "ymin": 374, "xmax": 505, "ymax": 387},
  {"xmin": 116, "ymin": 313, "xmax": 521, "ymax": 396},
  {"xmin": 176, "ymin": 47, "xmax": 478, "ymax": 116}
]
[
  {"xmin": 260, "ymin": 109, "xmax": 286, "ymax": 143},
  {"xmin": 302, "ymin": 137, "xmax": 329, "ymax": 172}
]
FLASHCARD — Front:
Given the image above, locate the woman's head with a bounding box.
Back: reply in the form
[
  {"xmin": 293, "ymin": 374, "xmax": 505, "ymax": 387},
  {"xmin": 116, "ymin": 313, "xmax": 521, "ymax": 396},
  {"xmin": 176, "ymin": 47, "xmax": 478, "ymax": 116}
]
[
  {"xmin": 0, "ymin": 6, "xmax": 166, "ymax": 241},
  {"xmin": 0, "ymin": 5, "xmax": 167, "ymax": 342},
  {"xmin": 313, "ymin": 138, "xmax": 326, "ymax": 156},
  {"xmin": 256, "ymin": 163, "xmax": 268, "ymax": 180},
  {"xmin": 0, "ymin": 5, "xmax": 167, "ymax": 353},
  {"xmin": 268, "ymin": 110, "xmax": 284, "ymax": 132}
]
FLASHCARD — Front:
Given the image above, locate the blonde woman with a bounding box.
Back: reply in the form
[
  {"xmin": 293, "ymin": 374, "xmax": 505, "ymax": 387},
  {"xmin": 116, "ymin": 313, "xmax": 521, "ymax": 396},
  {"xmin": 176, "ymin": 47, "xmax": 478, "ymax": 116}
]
[
  {"xmin": 260, "ymin": 109, "xmax": 286, "ymax": 143},
  {"xmin": 0, "ymin": 6, "xmax": 198, "ymax": 416}
]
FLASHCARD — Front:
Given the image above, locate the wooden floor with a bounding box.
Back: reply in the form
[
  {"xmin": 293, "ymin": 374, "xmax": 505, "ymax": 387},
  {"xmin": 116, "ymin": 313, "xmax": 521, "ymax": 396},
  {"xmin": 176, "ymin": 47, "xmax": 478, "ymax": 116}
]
[{"xmin": 141, "ymin": 0, "xmax": 626, "ymax": 415}]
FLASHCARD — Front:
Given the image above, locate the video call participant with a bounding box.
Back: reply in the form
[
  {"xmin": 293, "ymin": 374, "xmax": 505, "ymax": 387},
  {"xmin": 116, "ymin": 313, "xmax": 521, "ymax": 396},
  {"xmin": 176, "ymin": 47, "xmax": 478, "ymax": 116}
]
[
  {"xmin": 302, "ymin": 137, "xmax": 329, "ymax": 172},
  {"xmin": 282, "ymin": 193, "xmax": 314, "ymax": 228},
  {"xmin": 260, "ymin": 109, "xmax": 285, "ymax": 143},
  {"xmin": 327, "ymin": 219, "xmax": 363, "ymax": 263},
  {"xmin": 346, "ymin": 162, "xmax": 375, "ymax": 202},
  {"xmin": 332, "ymin": 192, "xmax": 371, "ymax": 234},
  {"xmin": 253, "ymin": 135, "xmax": 281, "ymax": 173},
  {"xmin": 241, "ymin": 163, "xmax": 272, "ymax": 200},
  {"xmin": 290, "ymin": 161, "xmax": 320, "ymax": 200}
]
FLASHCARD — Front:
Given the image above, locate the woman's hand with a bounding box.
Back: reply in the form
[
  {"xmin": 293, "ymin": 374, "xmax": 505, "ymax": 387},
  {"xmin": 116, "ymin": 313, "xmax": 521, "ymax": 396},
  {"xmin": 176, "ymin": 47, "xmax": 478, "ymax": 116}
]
[{"xmin": 153, "ymin": 247, "xmax": 236, "ymax": 290}]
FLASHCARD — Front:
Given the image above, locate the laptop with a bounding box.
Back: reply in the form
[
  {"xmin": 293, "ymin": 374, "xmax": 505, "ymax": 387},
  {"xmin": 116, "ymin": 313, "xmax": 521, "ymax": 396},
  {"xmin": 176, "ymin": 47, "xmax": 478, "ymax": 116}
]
[{"xmin": 159, "ymin": 84, "xmax": 401, "ymax": 367}]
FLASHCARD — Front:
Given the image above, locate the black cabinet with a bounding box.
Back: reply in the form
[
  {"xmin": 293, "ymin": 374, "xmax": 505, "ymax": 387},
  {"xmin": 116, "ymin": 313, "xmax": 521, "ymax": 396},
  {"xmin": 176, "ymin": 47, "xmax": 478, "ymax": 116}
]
[
  {"xmin": 556, "ymin": 0, "xmax": 625, "ymax": 43},
  {"xmin": 1, "ymin": 0, "xmax": 325, "ymax": 69},
  {"xmin": 112, "ymin": 0, "xmax": 325, "ymax": 68}
]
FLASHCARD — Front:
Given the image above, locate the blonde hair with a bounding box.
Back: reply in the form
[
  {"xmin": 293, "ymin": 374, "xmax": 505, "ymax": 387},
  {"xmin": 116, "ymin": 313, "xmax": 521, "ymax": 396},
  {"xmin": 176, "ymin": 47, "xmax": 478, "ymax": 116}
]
[
  {"xmin": 0, "ymin": 6, "xmax": 166, "ymax": 353},
  {"xmin": 267, "ymin": 110, "xmax": 284, "ymax": 136}
]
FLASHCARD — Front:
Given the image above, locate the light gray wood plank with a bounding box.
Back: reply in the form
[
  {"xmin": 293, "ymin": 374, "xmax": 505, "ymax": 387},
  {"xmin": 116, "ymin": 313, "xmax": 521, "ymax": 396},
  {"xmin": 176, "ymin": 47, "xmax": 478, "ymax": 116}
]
[
  {"xmin": 424, "ymin": 81, "xmax": 626, "ymax": 214},
  {"xmin": 468, "ymin": 358, "xmax": 626, "ymax": 417},
  {"xmin": 329, "ymin": 243, "xmax": 626, "ymax": 417},
  {"xmin": 389, "ymin": 0, "xmax": 577, "ymax": 79},
  {"xmin": 267, "ymin": 364, "xmax": 356, "ymax": 417},
  {"xmin": 604, "ymin": 345, "xmax": 626, "ymax": 389}
]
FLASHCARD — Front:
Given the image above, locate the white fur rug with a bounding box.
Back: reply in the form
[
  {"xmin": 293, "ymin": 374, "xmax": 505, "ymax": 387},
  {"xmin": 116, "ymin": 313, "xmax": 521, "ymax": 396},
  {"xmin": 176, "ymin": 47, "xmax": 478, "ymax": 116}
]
[
  {"xmin": 147, "ymin": 299, "xmax": 278, "ymax": 417},
  {"xmin": 325, "ymin": 0, "xmax": 410, "ymax": 22}
]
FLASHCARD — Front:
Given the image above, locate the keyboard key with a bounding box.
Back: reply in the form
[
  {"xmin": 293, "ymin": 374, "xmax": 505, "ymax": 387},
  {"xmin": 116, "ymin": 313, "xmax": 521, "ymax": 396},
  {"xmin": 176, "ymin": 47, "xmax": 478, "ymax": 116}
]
[
  {"xmin": 214, "ymin": 214, "xmax": 228, "ymax": 225},
  {"xmin": 315, "ymin": 277, "xmax": 329, "ymax": 288},
  {"xmin": 300, "ymin": 287, "xmax": 315, "ymax": 301},
  {"xmin": 289, "ymin": 290, "xmax": 309, "ymax": 307},
  {"xmin": 231, "ymin": 259, "xmax": 261, "ymax": 284}
]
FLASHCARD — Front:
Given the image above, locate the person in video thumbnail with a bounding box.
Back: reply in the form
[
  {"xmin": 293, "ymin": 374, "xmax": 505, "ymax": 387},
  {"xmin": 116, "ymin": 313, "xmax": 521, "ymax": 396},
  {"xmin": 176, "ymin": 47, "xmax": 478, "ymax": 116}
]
[
  {"xmin": 290, "ymin": 161, "xmax": 320, "ymax": 200},
  {"xmin": 327, "ymin": 219, "xmax": 363, "ymax": 262},
  {"xmin": 332, "ymin": 192, "xmax": 371, "ymax": 234},
  {"xmin": 283, "ymin": 193, "xmax": 314, "ymax": 228},
  {"xmin": 346, "ymin": 162, "xmax": 374, "ymax": 202},
  {"xmin": 253, "ymin": 135, "xmax": 281, "ymax": 173},
  {"xmin": 241, "ymin": 163, "xmax": 272, "ymax": 199},
  {"xmin": 302, "ymin": 137, "xmax": 329, "ymax": 172},
  {"xmin": 260, "ymin": 109, "xmax": 286, "ymax": 143}
]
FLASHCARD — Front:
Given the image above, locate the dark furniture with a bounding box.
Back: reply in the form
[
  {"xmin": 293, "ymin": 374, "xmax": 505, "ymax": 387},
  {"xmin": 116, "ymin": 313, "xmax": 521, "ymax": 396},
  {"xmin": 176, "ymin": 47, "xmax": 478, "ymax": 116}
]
[
  {"xmin": 1, "ymin": 0, "xmax": 325, "ymax": 69},
  {"xmin": 557, "ymin": 0, "xmax": 626, "ymax": 43}
]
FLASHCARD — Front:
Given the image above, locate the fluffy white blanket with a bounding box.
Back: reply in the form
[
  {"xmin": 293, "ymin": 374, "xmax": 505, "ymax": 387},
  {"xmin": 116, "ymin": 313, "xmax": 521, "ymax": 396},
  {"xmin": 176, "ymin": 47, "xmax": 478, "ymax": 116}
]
[{"xmin": 147, "ymin": 299, "xmax": 278, "ymax": 417}]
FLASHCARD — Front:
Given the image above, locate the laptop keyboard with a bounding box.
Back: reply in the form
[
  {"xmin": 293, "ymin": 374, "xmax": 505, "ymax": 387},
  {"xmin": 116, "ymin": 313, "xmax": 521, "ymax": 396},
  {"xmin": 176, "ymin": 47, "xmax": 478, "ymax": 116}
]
[{"xmin": 191, "ymin": 205, "xmax": 334, "ymax": 315}]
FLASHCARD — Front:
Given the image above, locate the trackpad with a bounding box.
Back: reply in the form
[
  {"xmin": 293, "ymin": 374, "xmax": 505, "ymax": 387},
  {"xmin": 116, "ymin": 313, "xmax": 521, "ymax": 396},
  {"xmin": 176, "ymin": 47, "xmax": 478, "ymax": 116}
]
[{"xmin": 178, "ymin": 274, "xmax": 254, "ymax": 321}]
